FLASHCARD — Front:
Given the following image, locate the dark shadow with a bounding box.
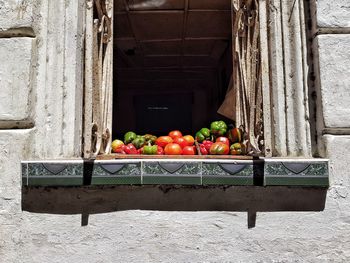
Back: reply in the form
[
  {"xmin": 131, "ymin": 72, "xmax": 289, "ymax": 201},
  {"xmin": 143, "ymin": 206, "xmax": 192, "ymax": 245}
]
[
  {"xmin": 252, "ymin": 157, "xmax": 264, "ymax": 186},
  {"xmin": 22, "ymin": 185, "xmax": 327, "ymax": 227},
  {"xmin": 83, "ymin": 159, "xmax": 94, "ymax": 185}
]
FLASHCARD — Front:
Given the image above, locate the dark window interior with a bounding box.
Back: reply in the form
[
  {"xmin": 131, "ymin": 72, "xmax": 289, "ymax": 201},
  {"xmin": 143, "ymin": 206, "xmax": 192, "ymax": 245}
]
[{"xmin": 113, "ymin": 0, "xmax": 233, "ymax": 138}]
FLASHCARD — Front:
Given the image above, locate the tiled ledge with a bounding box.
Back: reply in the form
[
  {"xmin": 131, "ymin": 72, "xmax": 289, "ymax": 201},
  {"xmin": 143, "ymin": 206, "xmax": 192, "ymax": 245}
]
[{"xmin": 21, "ymin": 158, "xmax": 329, "ymax": 187}]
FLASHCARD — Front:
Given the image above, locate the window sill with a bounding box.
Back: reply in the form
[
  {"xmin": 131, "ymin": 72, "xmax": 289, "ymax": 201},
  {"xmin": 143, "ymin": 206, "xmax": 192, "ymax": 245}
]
[{"xmin": 21, "ymin": 158, "xmax": 329, "ymax": 187}]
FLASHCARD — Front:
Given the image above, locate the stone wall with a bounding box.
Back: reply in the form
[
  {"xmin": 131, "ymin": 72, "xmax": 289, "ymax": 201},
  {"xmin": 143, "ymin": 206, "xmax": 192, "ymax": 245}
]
[{"xmin": 1, "ymin": 0, "xmax": 350, "ymax": 262}]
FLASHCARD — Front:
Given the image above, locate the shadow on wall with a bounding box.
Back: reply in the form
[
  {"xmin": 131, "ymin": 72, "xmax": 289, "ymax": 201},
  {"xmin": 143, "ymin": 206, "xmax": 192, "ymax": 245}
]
[{"xmin": 22, "ymin": 185, "xmax": 327, "ymax": 228}]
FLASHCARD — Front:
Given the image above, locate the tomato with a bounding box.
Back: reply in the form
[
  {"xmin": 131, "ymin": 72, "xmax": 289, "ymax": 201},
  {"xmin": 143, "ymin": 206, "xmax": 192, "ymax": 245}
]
[
  {"xmin": 202, "ymin": 140, "xmax": 213, "ymax": 151},
  {"xmin": 230, "ymin": 143, "xmax": 246, "ymax": 155},
  {"xmin": 216, "ymin": 137, "xmax": 230, "ymax": 147},
  {"xmin": 124, "ymin": 144, "xmax": 138, "ymax": 154},
  {"xmin": 183, "ymin": 135, "xmax": 195, "ymax": 146},
  {"xmin": 111, "ymin": 139, "xmax": 124, "ymax": 153},
  {"xmin": 182, "ymin": 146, "xmax": 196, "ymax": 155},
  {"xmin": 209, "ymin": 142, "xmax": 229, "ymax": 155},
  {"xmin": 168, "ymin": 130, "xmax": 183, "ymax": 140},
  {"xmin": 199, "ymin": 144, "xmax": 208, "ymax": 155},
  {"xmin": 137, "ymin": 147, "xmax": 143, "ymax": 155},
  {"xmin": 164, "ymin": 143, "xmax": 183, "ymax": 155},
  {"xmin": 174, "ymin": 137, "xmax": 188, "ymax": 148},
  {"xmin": 157, "ymin": 146, "xmax": 164, "ymax": 155},
  {"xmin": 155, "ymin": 136, "xmax": 173, "ymax": 148}
]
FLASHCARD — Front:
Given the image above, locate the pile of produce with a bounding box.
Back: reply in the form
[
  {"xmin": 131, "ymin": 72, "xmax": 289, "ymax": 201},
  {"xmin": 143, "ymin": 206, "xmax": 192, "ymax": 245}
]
[{"xmin": 111, "ymin": 120, "xmax": 245, "ymax": 156}]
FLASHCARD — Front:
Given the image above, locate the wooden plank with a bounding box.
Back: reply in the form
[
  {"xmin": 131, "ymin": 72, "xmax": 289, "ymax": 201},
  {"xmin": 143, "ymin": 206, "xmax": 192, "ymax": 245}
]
[
  {"xmin": 83, "ymin": 0, "xmax": 94, "ymax": 158},
  {"xmin": 259, "ymin": 0, "xmax": 273, "ymax": 157}
]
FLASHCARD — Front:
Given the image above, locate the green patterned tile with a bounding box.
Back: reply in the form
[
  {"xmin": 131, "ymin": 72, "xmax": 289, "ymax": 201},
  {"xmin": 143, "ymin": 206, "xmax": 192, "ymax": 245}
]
[
  {"xmin": 21, "ymin": 163, "xmax": 28, "ymax": 186},
  {"xmin": 92, "ymin": 176, "xmax": 141, "ymax": 185},
  {"xmin": 28, "ymin": 177, "xmax": 83, "ymax": 186},
  {"xmin": 264, "ymin": 162, "xmax": 329, "ymax": 186},
  {"xmin": 27, "ymin": 163, "xmax": 83, "ymax": 177},
  {"xmin": 92, "ymin": 163, "xmax": 141, "ymax": 185},
  {"xmin": 265, "ymin": 162, "xmax": 328, "ymax": 177},
  {"xmin": 28, "ymin": 162, "xmax": 83, "ymax": 186},
  {"xmin": 142, "ymin": 174, "xmax": 201, "ymax": 185},
  {"xmin": 143, "ymin": 162, "xmax": 201, "ymax": 185},
  {"xmin": 94, "ymin": 163, "xmax": 141, "ymax": 176},
  {"xmin": 143, "ymin": 162, "xmax": 200, "ymax": 175},
  {"xmin": 202, "ymin": 176, "xmax": 253, "ymax": 185},
  {"xmin": 264, "ymin": 176, "xmax": 329, "ymax": 187},
  {"xmin": 26, "ymin": 162, "xmax": 83, "ymax": 186},
  {"xmin": 202, "ymin": 163, "xmax": 252, "ymax": 176},
  {"xmin": 202, "ymin": 162, "xmax": 253, "ymax": 185}
]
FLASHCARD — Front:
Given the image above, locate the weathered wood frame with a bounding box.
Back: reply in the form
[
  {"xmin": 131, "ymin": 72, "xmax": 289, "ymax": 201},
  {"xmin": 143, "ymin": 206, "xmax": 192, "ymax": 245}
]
[
  {"xmin": 84, "ymin": 0, "xmax": 114, "ymax": 158},
  {"xmin": 263, "ymin": 0, "xmax": 312, "ymax": 157}
]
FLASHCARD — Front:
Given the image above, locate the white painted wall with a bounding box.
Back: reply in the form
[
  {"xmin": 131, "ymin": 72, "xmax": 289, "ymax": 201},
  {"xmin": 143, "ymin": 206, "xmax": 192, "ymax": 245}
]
[{"xmin": 1, "ymin": 1, "xmax": 350, "ymax": 262}]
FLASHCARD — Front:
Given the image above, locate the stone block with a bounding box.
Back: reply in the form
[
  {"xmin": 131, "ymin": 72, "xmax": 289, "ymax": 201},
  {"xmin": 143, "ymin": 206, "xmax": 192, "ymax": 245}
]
[
  {"xmin": 0, "ymin": 130, "xmax": 32, "ymax": 190},
  {"xmin": 0, "ymin": 0, "xmax": 34, "ymax": 30},
  {"xmin": 323, "ymin": 135, "xmax": 350, "ymax": 186},
  {"xmin": 317, "ymin": 0, "xmax": 350, "ymax": 28},
  {"xmin": 0, "ymin": 38, "xmax": 34, "ymax": 121},
  {"xmin": 317, "ymin": 35, "xmax": 350, "ymax": 128}
]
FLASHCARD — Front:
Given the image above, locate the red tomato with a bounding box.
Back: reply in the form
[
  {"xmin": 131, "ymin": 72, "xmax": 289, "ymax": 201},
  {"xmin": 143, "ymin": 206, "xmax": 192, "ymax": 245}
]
[
  {"xmin": 124, "ymin": 144, "xmax": 138, "ymax": 155},
  {"xmin": 199, "ymin": 144, "xmax": 208, "ymax": 155},
  {"xmin": 216, "ymin": 137, "xmax": 230, "ymax": 146},
  {"xmin": 209, "ymin": 142, "xmax": 230, "ymax": 155},
  {"xmin": 156, "ymin": 136, "xmax": 173, "ymax": 148},
  {"xmin": 174, "ymin": 137, "xmax": 188, "ymax": 148},
  {"xmin": 164, "ymin": 143, "xmax": 183, "ymax": 155},
  {"xmin": 168, "ymin": 130, "xmax": 183, "ymax": 140},
  {"xmin": 157, "ymin": 146, "xmax": 164, "ymax": 155},
  {"xmin": 182, "ymin": 146, "xmax": 197, "ymax": 155},
  {"xmin": 183, "ymin": 135, "xmax": 195, "ymax": 146},
  {"xmin": 137, "ymin": 147, "xmax": 143, "ymax": 155},
  {"xmin": 111, "ymin": 139, "xmax": 124, "ymax": 153}
]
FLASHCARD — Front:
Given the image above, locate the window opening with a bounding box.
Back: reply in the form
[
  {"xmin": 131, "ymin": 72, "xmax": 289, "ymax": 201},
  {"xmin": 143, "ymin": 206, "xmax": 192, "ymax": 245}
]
[{"xmin": 84, "ymin": 0, "xmax": 264, "ymax": 158}]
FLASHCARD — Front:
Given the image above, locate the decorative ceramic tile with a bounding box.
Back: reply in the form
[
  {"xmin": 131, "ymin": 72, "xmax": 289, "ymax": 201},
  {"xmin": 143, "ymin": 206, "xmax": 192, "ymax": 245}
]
[
  {"xmin": 143, "ymin": 162, "xmax": 200, "ymax": 175},
  {"xmin": 27, "ymin": 163, "xmax": 83, "ymax": 177},
  {"xmin": 91, "ymin": 176, "xmax": 141, "ymax": 185},
  {"xmin": 27, "ymin": 177, "xmax": 83, "ymax": 186},
  {"xmin": 21, "ymin": 163, "xmax": 28, "ymax": 186},
  {"xmin": 22, "ymin": 159, "xmax": 329, "ymax": 187},
  {"xmin": 93, "ymin": 163, "xmax": 141, "ymax": 176},
  {"xmin": 142, "ymin": 174, "xmax": 201, "ymax": 185},
  {"xmin": 202, "ymin": 162, "xmax": 254, "ymax": 185},
  {"xmin": 142, "ymin": 162, "xmax": 201, "ymax": 185},
  {"xmin": 92, "ymin": 162, "xmax": 141, "ymax": 185},
  {"xmin": 202, "ymin": 162, "xmax": 252, "ymax": 176},
  {"xmin": 26, "ymin": 162, "xmax": 83, "ymax": 186},
  {"xmin": 264, "ymin": 162, "xmax": 329, "ymax": 186},
  {"xmin": 265, "ymin": 162, "xmax": 328, "ymax": 177}
]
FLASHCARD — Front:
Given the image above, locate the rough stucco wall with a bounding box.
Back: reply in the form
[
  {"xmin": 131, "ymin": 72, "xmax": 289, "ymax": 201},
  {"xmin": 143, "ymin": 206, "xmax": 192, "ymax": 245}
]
[{"xmin": 1, "ymin": 1, "xmax": 350, "ymax": 263}]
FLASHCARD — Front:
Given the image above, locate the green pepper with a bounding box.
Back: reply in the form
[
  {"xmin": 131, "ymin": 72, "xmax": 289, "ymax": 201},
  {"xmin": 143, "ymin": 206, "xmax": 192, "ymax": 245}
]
[
  {"xmin": 124, "ymin": 131, "xmax": 137, "ymax": 144},
  {"xmin": 142, "ymin": 145, "xmax": 158, "ymax": 155},
  {"xmin": 210, "ymin": 121, "xmax": 227, "ymax": 137},
  {"xmin": 195, "ymin": 128, "xmax": 211, "ymax": 143},
  {"xmin": 143, "ymin": 134, "xmax": 157, "ymax": 145},
  {"xmin": 132, "ymin": 135, "xmax": 146, "ymax": 149}
]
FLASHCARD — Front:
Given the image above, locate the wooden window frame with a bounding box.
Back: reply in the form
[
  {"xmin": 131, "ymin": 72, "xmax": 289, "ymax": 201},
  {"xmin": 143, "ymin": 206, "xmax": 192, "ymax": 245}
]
[{"xmin": 82, "ymin": 0, "xmax": 312, "ymax": 159}]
